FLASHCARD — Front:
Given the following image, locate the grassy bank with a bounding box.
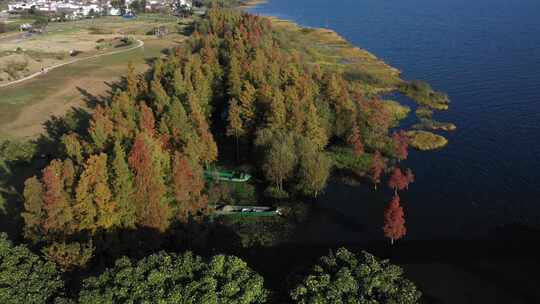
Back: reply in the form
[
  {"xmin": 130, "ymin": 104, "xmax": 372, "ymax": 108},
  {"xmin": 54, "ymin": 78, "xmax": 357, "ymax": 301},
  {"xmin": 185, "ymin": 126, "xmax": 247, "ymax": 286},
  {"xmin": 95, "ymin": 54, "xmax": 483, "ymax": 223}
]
[{"xmin": 269, "ymin": 17, "xmax": 402, "ymax": 95}]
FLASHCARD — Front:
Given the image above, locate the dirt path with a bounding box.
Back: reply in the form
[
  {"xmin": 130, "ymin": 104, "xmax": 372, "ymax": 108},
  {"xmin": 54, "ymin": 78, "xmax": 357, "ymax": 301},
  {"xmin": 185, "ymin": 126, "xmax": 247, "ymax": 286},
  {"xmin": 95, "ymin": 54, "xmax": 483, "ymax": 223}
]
[{"xmin": 0, "ymin": 39, "xmax": 144, "ymax": 89}]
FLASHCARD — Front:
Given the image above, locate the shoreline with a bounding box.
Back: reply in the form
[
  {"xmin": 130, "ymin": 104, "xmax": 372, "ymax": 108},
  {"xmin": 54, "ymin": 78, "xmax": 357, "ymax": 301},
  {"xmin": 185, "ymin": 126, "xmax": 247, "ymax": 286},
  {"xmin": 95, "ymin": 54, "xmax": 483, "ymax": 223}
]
[
  {"xmin": 238, "ymin": 0, "xmax": 268, "ymax": 9},
  {"xmin": 240, "ymin": 1, "xmax": 453, "ymax": 146}
]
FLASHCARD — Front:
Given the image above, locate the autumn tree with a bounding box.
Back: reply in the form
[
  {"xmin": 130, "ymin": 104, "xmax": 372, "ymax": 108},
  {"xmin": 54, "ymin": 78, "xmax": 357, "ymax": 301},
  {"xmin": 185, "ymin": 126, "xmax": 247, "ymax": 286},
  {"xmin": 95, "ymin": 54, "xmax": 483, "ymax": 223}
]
[
  {"xmin": 393, "ymin": 131, "xmax": 409, "ymax": 161},
  {"xmin": 129, "ymin": 133, "xmax": 170, "ymax": 231},
  {"xmin": 126, "ymin": 61, "xmax": 139, "ymax": 99},
  {"xmin": 405, "ymin": 168, "xmax": 415, "ymax": 190},
  {"xmin": 41, "ymin": 160, "xmax": 73, "ymax": 234},
  {"xmin": 188, "ymin": 94, "xmax": 218, "ymax": 166},
  {"xmin": 266, "ymin": 89, "xmax": 286, "ymax": 131},
  {"xmin": 61, "ymin": 133, "xmax": 84, "ymax": 164},
  {"xmin": 111, "ymin": 140, "xmax": 136, "ymax": 228},
  {"xmin": 89, "ymin": 106, "xmax": 113, "ymax": 151},
  {"xmin": 348, "ymin": 125, "xmax": 364, "ymax": 156},
  {"xmin": 172, "ymin": 152, "xmax": 207, "ymax": 221},
  {"xmin": 304, "ymin": 103, "xmax": 328, "ymax": 150},
  {"xmin": 383, "ymin": 195, "xmax": 406, "ymax": 245},
  {"xmin": 388, "ymin": 167, "xmax": 409, "ymax": 195},
  {"xmin": 74, "ymin": 153, "xmax": 117, "ymax": 232},
  {"xmin": 150, "ymin": 79, "xmax": 170, "ymax": 114},
  {"xmin": 237, "ymin": 82, "xmax": 257, "ymax": 133},
  {"xmin": 139, "ymin": 103, "xmax": 156, "ymax": 135},
  {"xmin": 226, "ymin": 98, "xmax": 245, "ymax": 162},
  {"xmin": 368, "ymin": 151, "xmax": 384, "ymax": 190}
]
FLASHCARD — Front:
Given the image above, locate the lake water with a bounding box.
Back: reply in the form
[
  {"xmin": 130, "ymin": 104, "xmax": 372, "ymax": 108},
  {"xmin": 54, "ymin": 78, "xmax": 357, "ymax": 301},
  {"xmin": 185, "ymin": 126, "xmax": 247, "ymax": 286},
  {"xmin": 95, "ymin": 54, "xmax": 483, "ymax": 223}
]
[{"xmin": 248, "ymin": 0, "xmax": 540, "ymax": 240}]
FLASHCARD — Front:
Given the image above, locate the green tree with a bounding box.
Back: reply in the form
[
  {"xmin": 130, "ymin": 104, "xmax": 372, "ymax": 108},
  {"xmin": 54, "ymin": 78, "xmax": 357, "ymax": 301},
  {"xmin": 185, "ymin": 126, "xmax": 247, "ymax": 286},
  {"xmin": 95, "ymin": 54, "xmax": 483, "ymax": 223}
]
[
  {"xmin": 290, "ymin": 248, "xmax": 421, "ymax": 304},
  {"xmin": 304, "ymin": 103, "xmax": 328, "ymax": 150},
  {"xmin": 295, "ymin": 138, "xmax": 331, "ymax": 197},
  {"xmin": 226, "ymin": 98, "xmax": 245, "ymax": 162},
  {"xmin": 266, "ymin": 89, "xmax": 286, "ymax": 131},
  {"xmin": 262, "ymin": 133, "xmax": 297, "ymax": 192},
  {"xmin": 61, "ymin": 133, "xmax": 84, "ymax": 164},
  {"xmin": 79, "ymin": 251, "xmax": 268, "ymax": 304},
  {"xmin": 89, "ymin": 106, "xmax": 113, "ymax": 151},
  {"xmin": 0, "ymin": 233, "xmax": 64, "ymax": 304},
  {"xmin": 150, "ymin": 79, "xmax": 170, "ymax": 115},
  {"xmin": 21, "ymin": 177, "xmax": 44, "ymax": 240},
  {"xmin": 126, "ymin": 62, "xmax": 139, "ymax": 99}
]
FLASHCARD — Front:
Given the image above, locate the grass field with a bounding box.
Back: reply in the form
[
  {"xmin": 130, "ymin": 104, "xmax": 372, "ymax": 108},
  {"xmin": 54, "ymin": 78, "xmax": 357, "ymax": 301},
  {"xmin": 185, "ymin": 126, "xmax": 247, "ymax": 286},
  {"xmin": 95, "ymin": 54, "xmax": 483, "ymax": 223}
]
[{"xmin": 0, "ymin": 15, "xmax": 189, "ymax": 139}]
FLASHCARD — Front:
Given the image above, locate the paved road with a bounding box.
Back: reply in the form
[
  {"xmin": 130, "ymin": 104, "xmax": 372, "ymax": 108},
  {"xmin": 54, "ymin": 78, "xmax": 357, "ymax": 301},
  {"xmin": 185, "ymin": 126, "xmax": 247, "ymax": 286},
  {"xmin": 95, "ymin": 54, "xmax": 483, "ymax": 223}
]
[{"xmin": 0, "ymin": 39, "xmax": 144, "ymax": 89}]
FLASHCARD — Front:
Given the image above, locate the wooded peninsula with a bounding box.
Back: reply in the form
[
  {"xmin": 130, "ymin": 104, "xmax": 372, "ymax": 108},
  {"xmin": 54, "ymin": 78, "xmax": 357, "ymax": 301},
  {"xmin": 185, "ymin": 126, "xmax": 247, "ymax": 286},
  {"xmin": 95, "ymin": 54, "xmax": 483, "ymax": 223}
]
[{"xmin": 0, "ymin": 1, "xmax": 455, "ymax": 302}]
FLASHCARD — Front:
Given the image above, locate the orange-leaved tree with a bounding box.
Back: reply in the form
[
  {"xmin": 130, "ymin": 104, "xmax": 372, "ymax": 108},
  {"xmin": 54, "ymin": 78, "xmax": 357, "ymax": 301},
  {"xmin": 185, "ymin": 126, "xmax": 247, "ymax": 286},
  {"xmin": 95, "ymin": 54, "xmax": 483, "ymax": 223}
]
[{"xmin": 383, "ymin": 194, "xmax": 406, "ymax": 245}]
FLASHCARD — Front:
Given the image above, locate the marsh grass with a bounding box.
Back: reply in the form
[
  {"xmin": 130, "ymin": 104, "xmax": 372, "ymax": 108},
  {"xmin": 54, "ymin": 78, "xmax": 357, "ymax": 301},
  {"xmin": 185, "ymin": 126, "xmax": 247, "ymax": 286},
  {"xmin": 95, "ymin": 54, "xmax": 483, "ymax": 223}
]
[
  {"xmin": 270, "ymin": 18, "xmax": 402, "ymax": 93},
  {"xmin": 399, "ymin": 80, "xmax": 449, "ymax": 110},
  {"xmin": 406, "ymin": 130, "xmax": 448, "ymax": 150},
  {"xmin": 412, "ymin": 119, "xmax": 456, "ymax": 132},
  {"xmin": 328, "ymin": 146, "xmax": 373, "ymax": 174},
  {"xmin": 381, "ymin": 99, "xmax": 410, "ymax": 124}
]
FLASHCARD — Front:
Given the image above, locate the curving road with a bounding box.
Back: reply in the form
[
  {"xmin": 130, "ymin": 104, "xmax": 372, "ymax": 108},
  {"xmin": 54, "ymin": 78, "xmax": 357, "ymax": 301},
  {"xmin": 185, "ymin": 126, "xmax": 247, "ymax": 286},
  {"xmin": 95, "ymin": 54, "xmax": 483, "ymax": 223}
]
[{"xmin": 0, "ymin": 39, "xmax": 144, "ymax": 89}]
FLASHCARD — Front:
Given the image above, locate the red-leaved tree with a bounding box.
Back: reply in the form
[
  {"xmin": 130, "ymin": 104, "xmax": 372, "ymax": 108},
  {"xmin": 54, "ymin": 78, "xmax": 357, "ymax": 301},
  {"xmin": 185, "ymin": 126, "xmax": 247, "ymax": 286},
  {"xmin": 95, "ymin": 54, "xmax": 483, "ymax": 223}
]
[
  {"xmin": 405, "ymin": 168, "xmax": 415, "ymax": 190},
  {"xmin": 383, "ymin": 195, "xmax": 406, "ymax": 245},
  {"xmin": 369, "ymin": 151, "xmax": 384, "ymax": 190},
  {"xmin": 348, "ymin": 125, "xmax": 364, "ymax": 156},
  {"xmin": 392, "ymin": 131, "xmax": 409, "ymax": 161},
  {"xmin": 388, "ymin": 167, "xmax": 410, "ymax": 195}
]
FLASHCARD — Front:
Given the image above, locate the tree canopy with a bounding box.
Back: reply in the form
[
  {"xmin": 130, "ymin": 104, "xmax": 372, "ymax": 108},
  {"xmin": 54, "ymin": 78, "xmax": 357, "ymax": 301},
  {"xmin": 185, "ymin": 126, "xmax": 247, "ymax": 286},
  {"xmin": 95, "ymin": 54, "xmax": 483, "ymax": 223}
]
[
  {"xmin": 79, "ymin": 251, "xmax": 268, "ymax": 304},
  {"xmin": 289, "ymin": 248, "xmax": 421, "ymax": 304},
  {"xmin": 0, "ymin": 233, "xmax": 64, "ymax": 304}
]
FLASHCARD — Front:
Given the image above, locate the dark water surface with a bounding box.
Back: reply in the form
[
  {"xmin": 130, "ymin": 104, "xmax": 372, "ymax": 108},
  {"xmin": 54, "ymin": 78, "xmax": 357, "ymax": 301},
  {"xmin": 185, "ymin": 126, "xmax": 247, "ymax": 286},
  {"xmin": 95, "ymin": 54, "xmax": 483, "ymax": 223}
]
[{"xmin": 248, "ymin": 0, "xmax": 540, "ymax": 240}]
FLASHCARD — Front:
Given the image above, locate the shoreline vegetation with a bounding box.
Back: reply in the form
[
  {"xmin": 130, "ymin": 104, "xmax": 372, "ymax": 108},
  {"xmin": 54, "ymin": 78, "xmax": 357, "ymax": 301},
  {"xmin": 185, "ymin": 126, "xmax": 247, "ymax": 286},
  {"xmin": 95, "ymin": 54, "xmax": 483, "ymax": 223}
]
[
  {"xmin": 406, "ymin": 130, "xmax": 448, "ymax": 150},
  {"xmin": 240, "ymin": 1, "xmax": 453, "ymax": 151}
]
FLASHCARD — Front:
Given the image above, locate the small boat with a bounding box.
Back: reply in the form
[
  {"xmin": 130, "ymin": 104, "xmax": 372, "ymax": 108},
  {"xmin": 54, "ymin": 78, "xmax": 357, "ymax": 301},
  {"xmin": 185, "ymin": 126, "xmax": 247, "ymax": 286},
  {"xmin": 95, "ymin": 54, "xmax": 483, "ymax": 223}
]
[
  {"xmin": 204, "ymin": 170, "xmax": 251, "ymax": 182},
  {"xmin": 210, "ymin": 204, "xmax": 282, "ymax": 217}
]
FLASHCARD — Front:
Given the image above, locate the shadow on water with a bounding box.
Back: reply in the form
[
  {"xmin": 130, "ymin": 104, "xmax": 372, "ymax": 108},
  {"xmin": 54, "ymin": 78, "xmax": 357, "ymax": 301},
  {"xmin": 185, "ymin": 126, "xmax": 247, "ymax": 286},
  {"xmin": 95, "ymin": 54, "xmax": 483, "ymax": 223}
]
[{"xmin": 26, "ymin": 215, "xmax": 540, "ymax": 303}]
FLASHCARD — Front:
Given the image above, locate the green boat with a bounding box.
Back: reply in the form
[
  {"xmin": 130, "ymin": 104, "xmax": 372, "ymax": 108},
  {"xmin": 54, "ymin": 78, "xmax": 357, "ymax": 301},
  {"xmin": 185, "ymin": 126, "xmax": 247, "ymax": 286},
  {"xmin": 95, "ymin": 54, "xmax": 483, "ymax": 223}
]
[{"xmin": 204, "ymin": 170, "xmax": 251, "ymax": 182}]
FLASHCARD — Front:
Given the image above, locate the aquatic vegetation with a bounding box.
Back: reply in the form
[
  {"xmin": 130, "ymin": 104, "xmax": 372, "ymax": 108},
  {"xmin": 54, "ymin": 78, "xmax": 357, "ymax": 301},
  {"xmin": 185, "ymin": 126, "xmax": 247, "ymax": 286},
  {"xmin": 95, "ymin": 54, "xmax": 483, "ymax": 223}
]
[
  {"xmin": 382, "ymin": 99, "xmax": 411, "ymax": 124},
  {"xmin": 412, "ymin": 119, "xmax": 457, "ymax": 131},
  {"xmin": 406, "ymin": 130, "xmax": 448, "ymax": 150},
  {"xmin": 415, "ymin": 106, "xmax": 434, "ymax": 119},
  {"xmin": 399, "ymin": 80, "xmax": 449, "ymax": 110}
]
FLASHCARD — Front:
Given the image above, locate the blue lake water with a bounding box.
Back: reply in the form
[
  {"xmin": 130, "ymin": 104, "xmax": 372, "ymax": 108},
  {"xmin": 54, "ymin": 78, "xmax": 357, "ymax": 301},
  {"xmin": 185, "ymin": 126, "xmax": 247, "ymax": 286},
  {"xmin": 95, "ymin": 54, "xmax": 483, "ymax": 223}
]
[{"xmin": 248, "ymin": 0, "xmax": 540, "ymax": 240}]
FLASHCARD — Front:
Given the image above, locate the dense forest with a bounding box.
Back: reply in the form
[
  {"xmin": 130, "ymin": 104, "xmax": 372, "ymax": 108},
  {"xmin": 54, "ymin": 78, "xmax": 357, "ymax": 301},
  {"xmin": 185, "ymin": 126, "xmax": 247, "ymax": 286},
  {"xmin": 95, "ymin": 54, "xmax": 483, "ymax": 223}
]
[{"xmin": 0, "ymin": 7, "xmax": 425, "ymax": 303}]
